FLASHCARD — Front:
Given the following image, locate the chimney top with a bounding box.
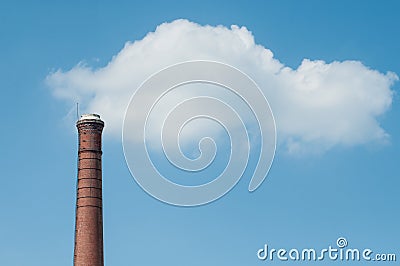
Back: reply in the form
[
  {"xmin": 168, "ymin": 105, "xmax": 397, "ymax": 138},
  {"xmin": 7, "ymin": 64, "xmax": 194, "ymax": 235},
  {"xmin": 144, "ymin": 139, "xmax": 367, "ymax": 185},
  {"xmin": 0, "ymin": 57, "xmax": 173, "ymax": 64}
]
[
  {"xmin": 79, "ymin": 113, "xmax": 101, "ymax": 121},
  {"xmin": 77, "ymin": 113, "xmax": 104, "ymax": 126}
]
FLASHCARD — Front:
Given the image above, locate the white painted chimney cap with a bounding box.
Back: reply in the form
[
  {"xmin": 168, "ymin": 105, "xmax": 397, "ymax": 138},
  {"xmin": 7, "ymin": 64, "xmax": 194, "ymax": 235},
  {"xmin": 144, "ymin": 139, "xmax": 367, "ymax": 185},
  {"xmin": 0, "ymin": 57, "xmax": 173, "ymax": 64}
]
[{"xmin": 79, "ymin": 114, "xmax": 102, "ymax": 121}]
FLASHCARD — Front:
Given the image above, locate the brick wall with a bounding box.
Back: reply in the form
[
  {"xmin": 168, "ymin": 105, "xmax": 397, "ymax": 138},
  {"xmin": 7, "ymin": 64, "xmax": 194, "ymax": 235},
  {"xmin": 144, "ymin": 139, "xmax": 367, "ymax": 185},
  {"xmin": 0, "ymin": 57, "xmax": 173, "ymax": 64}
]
[{"xmin": 74, "ymin": 116, "xmax": 104, "ymax": 266}]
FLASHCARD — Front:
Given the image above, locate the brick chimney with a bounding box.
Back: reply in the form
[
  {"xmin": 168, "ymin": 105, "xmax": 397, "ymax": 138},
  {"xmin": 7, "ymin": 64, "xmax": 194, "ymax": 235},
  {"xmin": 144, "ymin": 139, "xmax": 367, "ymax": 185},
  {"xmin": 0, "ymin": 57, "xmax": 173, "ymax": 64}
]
[{"xmin": 74, "ymin": 114, "xmax": 104, "ymax": 266}]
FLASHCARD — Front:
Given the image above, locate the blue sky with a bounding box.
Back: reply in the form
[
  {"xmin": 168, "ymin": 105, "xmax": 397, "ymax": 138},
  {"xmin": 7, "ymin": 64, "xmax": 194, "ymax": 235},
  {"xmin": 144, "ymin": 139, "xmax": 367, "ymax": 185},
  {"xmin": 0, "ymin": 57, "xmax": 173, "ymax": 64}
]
[{"xmin": 1, "ymin": 1, "xmax": 399, "ymax": 265}]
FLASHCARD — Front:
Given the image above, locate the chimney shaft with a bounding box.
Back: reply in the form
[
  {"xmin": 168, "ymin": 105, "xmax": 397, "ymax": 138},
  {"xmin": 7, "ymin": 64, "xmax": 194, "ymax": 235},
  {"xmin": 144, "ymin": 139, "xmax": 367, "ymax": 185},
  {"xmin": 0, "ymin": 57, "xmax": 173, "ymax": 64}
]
[{"xmin": 74, "ymin": 114, "xmax": 104, "ymax": 266}]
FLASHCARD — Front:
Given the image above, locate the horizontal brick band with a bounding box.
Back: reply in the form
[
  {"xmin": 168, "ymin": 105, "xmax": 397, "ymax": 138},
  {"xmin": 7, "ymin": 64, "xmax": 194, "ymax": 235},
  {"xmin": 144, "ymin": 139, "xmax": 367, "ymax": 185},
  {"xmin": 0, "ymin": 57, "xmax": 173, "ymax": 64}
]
[
  {"xmin": 78, "ymin": 149, "xmax": 103, "ymax": 154},
  {"xmin": 78, "ymin": 196, "xmax": 102, "ymax": 200},
  {"xmin": 76, "ymin": 204, "xmax": 102, "ymax": 209}
]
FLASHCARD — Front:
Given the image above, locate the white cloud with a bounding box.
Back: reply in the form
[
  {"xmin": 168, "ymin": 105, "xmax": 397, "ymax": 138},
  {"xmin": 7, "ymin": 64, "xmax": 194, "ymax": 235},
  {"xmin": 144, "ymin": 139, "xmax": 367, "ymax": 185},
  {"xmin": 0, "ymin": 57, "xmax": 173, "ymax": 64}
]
[{"xmin": 46, "ymin": 19, "xmax": 398, "ymax": 153}]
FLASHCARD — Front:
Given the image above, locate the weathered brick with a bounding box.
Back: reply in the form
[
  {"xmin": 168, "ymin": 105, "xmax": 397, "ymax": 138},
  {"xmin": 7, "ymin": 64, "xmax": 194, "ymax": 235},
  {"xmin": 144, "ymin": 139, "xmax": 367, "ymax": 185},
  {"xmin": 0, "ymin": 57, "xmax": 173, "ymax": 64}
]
[{"xmin": 74, "ymin": 114, "xmax": 104, "ymax": 266}]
